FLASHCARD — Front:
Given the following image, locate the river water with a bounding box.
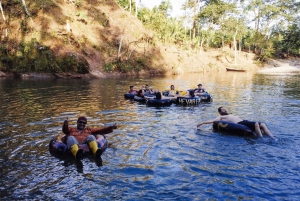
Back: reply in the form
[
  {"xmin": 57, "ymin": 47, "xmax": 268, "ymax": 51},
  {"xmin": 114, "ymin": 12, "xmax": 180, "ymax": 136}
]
[{"xmin": 0, "ymin": 72, "xmax": 299, "ymax": 200}]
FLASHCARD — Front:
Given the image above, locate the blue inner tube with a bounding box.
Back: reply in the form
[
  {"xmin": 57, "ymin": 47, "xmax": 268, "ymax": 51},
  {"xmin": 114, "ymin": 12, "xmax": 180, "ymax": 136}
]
[
  {"xmin": 186, "ymin": 89, "xmax": 213, "ymax": 102},
  {"xmin": 134, "ymin": 96, "xmax": 146, "ymax": 102},
  {"xmin": 124, "ymin": 93, "xmax": 135, "ymax": 99},
  {"xmin": 198, "ymin": 93, "xmax": 213, "ymax": 102},
  {"xmin": 213, "ymin": 121, "xmax": 258, "ymax": 138},
  {"xmin": 176, "ymin": 96, "xmax": 201, "ymax": 104},
  {"xmin": 162, "ymin": 91, "xmax": 169, "ymax": 96},
  {"xmin": 146, "ymin": 99, "xmax": 172, "ymax": 106}
]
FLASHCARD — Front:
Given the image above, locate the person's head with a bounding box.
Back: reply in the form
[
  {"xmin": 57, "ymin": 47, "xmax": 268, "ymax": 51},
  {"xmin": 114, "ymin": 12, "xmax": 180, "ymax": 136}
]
[
  {"xmin": 155, "ymin": 91, "xmax": 162, "ymax": 100},
  {"xmin": 197, "ymin": 84, "xmax": 202, "ymax": 88},
  {"xmin": 130, "ymin": 85, "xmax": 134, "ymax": 90},
  {"xmin": 189, "ymin": 90, "xmax": 195, "ymax": 97},
  {"xmin": 218, "ymin": 107, "xmax": 228, "ymax": 115},
  {"xmin": 138, "ymin": 89, "xmax": 144, "ymax": 96},
  {"xmin": 77, "ymin": 116, "xmax": 87, "ymax": 130},
  {"xmin": 170, "ymin": 85, "xmax": 175, "ymax": 90}
]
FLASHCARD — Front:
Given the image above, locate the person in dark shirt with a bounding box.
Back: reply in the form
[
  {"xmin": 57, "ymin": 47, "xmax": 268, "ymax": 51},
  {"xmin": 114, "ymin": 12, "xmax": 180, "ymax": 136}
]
[{"xmin": 194, "ymin": 84, "xmax": 206, "ymax": 95}]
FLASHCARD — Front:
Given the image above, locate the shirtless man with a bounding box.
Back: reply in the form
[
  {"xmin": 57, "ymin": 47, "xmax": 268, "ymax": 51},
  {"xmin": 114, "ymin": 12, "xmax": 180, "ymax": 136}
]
[{"xmin": 197, "ymin": 107, "xmax": 274, "ymax": 138}]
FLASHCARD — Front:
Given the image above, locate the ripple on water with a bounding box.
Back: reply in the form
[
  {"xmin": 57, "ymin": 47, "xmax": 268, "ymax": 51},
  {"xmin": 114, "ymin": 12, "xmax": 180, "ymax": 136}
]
[{"xmin": 0, "ymin": 74, "xmax": 300, "ymax": 200}]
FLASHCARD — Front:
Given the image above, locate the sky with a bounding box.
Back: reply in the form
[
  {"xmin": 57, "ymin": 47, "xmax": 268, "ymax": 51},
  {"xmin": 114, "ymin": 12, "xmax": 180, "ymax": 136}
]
[{"xmin": 139, "ymin": 0, "xmax": 186, "ymax": 17}]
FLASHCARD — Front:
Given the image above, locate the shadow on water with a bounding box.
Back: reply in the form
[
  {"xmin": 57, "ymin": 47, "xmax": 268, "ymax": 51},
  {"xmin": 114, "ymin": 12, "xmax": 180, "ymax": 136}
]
[{"xmin": 0, "ymin": 73, "xmax": 300, "ymax": 200}]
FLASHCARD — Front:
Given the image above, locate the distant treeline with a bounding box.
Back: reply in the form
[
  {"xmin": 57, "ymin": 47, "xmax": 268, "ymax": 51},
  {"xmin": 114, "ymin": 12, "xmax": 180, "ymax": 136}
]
[{"xmin": 117, "ymin": 0, "xmax": 300, "ymax": 60}]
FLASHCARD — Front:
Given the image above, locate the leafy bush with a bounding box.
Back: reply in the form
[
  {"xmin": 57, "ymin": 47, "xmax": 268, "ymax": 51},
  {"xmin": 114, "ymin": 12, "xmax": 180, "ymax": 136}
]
[
  {"xmin": 0, "ymin": 40, "xmax": 89, "ymax": 73},
  {"xmin": 56, "ymin": 54, "xmax": 89, "ymax": 73},
  {"xmin": 102, "ymin": 62, "xmax": 115, "ymax": 72},
  {"xmin": 117, "ymin": 62, "xmax": 133, "ymax": 73},
  {"xmin": 259, "ymin": 46, "xmax": 275, "ymax": 61}
]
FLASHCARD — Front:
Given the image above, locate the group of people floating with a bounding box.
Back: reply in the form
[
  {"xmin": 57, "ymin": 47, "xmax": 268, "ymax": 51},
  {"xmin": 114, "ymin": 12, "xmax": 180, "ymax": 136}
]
[
  {"xmin": 55, "ymin": 84, "xmax": 274, "ymax": 163},
  {"xmin": 128, "ymin": 83, "xmax": 207, "ymax": 100}
]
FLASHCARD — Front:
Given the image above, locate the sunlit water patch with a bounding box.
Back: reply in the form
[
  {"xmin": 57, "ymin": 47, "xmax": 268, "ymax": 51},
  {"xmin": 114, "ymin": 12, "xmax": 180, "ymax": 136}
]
[{"xmin": 0, "ymin": 73, "xmax": 300, "ymax": 200}]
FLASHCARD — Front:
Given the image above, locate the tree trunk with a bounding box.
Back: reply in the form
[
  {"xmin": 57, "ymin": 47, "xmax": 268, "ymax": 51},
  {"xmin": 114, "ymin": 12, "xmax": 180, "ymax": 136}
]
[
  {"xmin": 234, "ymin": 30, "xmax": 238, "ymax": 65},
  {"xmin": 222, "ymin": 36, "xmax": 224, "ymax": 51},
  {"xmin": 0, "ymin": 1, "xmax": 6, "ymax": 21},
  {"xmin": 0, "ymin": 1, "xmax": 8, "ymax": 37},
  {"xmin": 192, "ymin": 0, "xmax": 197, "ymax": 39},
  {"xmin": 22, "ymin": 0, "xmax": 30, "ymax": 16}
]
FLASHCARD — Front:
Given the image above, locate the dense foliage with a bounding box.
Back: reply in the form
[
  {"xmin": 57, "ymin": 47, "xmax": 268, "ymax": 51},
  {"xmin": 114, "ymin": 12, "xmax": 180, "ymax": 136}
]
[
  {"xmin": 0, "ymin": 0, "xmax": 299, "ymax": 74},
  {"xmin": 118, "ymin": 0, "xmax": 300, "ymax": 60}
]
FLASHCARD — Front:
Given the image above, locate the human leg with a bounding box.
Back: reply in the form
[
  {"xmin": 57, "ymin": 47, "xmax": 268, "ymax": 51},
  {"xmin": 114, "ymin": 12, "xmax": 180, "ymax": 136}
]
[
  {"xmin": 254, "ymin": 122, "xmax": 263, "ymax": 137},
  {"xmin": 260, "ymin": 123, "xmax": 274, "ymax": 138},
  {"xmin": 238, "ymin": 120, "xmax": 263, "ymax": 137},
  {"xmin": 67, "ymin": 136, "xmax": 83, "ymax": 159},
  {"xmin": 86, "ymin": 135, "xmax": 102, "ymax": 158}
]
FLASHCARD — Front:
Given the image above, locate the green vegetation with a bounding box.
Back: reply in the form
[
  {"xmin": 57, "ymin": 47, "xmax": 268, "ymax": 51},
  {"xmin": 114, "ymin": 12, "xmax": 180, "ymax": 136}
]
[
  {"xmin": 118, "ymin": 0, "xmax": 300, "ymax": 59},
  {"xmin": 0, "ymin": 0, "xmax": 299, "ymax": 75},
  {"xmin": 103, "ymin": 58, "xmax": 147, "ymax": 73},
  {"xmin": 0, "ymin": 39, "xmax": 89, "ymax": 73}
]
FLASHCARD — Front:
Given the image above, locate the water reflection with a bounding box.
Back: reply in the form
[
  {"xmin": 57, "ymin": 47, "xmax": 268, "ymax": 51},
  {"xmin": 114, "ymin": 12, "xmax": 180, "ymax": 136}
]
[{"xmin": 0, "ymin": 72, "xmax": 300, "ymax": 200}]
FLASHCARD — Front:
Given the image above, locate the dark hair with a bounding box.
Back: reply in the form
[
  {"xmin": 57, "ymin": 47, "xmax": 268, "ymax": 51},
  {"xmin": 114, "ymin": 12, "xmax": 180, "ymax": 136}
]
[
  {"xmin": 171, "ymin": 85, "xmax": 174, "ymax": 88},
  {"xmin": 77, "ymin": 116, "xmax": 87, "ymax": 122},
  {"xmin": 130, "ymin": 85, "xmax": 133, "ymax": 88},
  {"xmin": 218, "ymin": 107, "xmax": 223, "ymax": 113},
  {"xmin": 198, "ymin": 84, "xmax": 202, "ymax": 86},
  {"xmin": 155, "ymin": 92, "xmax": 162, "ymax": 100},
  {"xmin": 137, "ymin": 89, "xmax": 144, "ymax": 96},
  {"xmin": 189, "ymin": 90, "xmax": 195, "ymax": 97}
]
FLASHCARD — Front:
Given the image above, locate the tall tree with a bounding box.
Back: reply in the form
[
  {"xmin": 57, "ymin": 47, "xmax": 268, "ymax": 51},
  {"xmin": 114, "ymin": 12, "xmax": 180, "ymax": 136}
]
[
  {"xmin": 182, "ymin": 0, "xmax": 202, "ymax": 40},
  {"xmin": 0, "ymin": 0, "xmax": 8, "ymax": 37}
]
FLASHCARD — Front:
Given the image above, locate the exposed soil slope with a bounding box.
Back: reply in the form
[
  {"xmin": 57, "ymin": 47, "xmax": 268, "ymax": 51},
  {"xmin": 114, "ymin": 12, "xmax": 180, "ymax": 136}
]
[{"xmin": 1, "ymin": 0, "xmax": 297, "ymax": 77}]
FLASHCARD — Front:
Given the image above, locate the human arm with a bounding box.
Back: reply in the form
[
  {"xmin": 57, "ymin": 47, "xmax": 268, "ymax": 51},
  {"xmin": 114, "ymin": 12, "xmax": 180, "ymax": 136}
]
[
  {"xmin": 62, "ymin": 117, "xmax": 70, "ymax": 133},
  {"xmin": 197, "ymin": 116, "xmax": 221, "ymax": 128},
  {"xmin": 91, "ymin": 123, "xmax": 118, "ymax": 135},
  {"xmin": 61, "ymin": 117, "xmax": 70, "ymax": 143}
]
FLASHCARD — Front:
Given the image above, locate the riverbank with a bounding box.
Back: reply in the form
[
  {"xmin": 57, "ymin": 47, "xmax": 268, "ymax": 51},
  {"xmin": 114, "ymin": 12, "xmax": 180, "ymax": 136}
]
[
  {"xmin": 1, "ymin": 1, "xmax": 299, "ymax": 78},
  {"xmin": 1, "ymin": 55, "xmax": 299, "ymax": 78},
  {"xmin": 258, "ymin": 58, "xmax": 300, "ymax": 74}
]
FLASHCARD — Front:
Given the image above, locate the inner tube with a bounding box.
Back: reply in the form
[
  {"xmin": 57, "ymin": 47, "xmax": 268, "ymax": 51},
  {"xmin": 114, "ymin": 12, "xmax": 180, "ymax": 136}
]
[
  {"xmin": 213, "ymin": 121, "xmax": 258, "ymax": 138},
  {"xmin": 162, "ymin": 91, "xmax": 169, "ymax": 96},
  {"xmin": 146, "ymin": 99, "xmax": 172, "ymax": 106},
  {"xmin": 124, "ymin": 93, "xmax": 135, "ymax": 99},
  {"xmin": 163, "ymin": 90, "xmax": 186, "ymax": 97},
  {"xmin": 134, "ymin": 96, "xmax": 146, "ymax": 102},
  {"xmin": 198, "ymin": 93, "xmax": 213, "ymax": 102},
  {"xmin": 176, "ymin": 96, "xmax": 201, "ymax": 105},
  {"xmin": 49, "ymin": 135, "xmax": 108, "ymax": 158}
]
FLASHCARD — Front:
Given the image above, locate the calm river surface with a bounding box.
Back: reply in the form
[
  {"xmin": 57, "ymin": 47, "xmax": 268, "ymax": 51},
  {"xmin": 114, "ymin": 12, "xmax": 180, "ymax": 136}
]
[{"xmin": 0, "ymin": 72, "xmax": 299, "ymax": 200}]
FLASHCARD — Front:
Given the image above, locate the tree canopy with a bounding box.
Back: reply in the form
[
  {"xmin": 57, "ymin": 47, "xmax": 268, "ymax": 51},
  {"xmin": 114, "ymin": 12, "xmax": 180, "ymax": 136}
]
[{"xmin": 117, "ymin": 0, "xmax": 300, "ymax": 58}]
